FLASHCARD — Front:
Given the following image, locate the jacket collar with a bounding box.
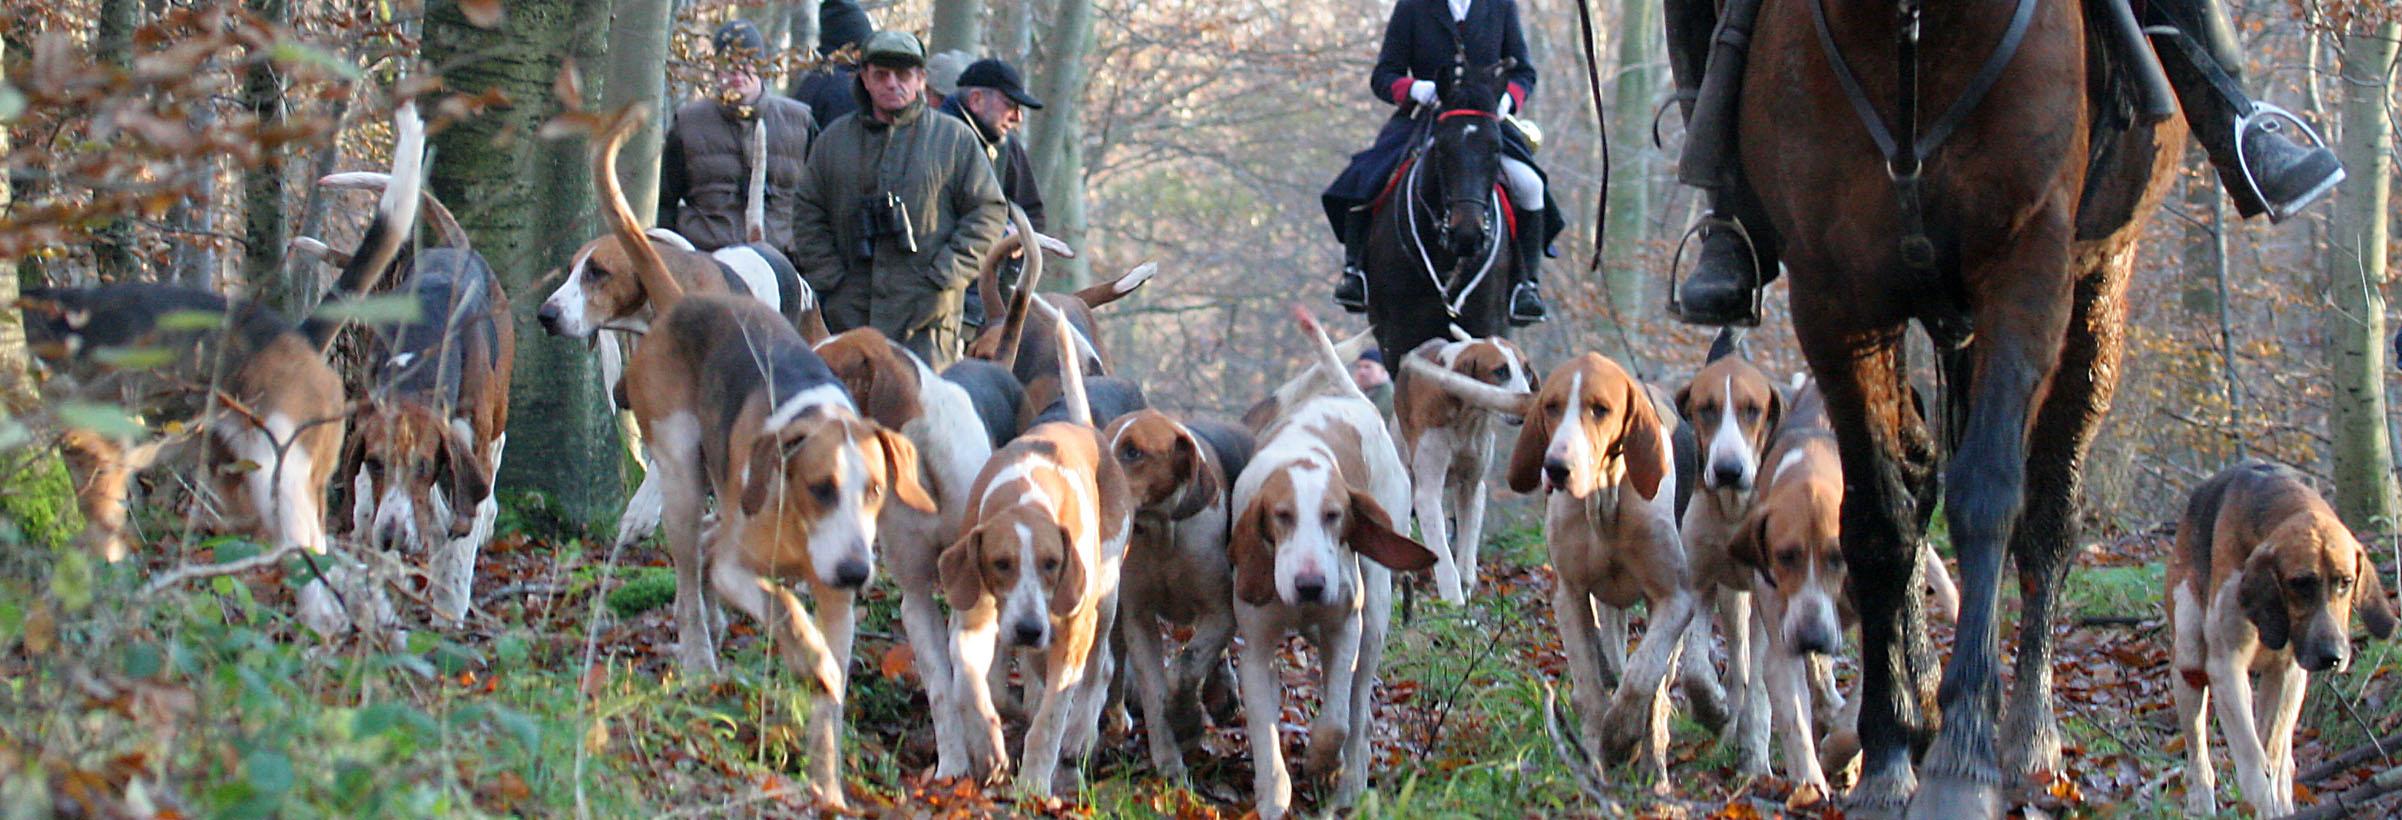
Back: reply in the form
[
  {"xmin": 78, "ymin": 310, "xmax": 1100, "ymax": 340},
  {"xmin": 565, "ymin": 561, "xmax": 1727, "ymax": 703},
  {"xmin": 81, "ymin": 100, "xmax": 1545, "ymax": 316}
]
[{"xmin": 939, "ymin": 95, "xmax": 999, "ymax": 146}]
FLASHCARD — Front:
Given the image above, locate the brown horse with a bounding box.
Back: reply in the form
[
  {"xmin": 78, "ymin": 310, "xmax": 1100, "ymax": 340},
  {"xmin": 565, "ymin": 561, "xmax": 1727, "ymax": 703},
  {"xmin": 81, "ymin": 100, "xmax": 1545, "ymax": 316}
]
[{"xmin": 1737, "ymin": 0, "xmax": 2182, "ymax": 813}]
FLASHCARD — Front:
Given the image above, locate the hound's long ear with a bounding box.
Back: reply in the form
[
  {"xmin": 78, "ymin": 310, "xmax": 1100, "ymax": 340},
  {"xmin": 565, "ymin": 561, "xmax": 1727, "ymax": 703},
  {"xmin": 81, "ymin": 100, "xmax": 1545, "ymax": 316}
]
[
  {"xmin": 1050, "ymin": 523, "xmax": 1086, "ymax": 618},
  {"xmin": 1346, "ymin": 489, "xmax": 1437, "ymax": 573},
  {"xmin": 1165, "ymin": 427, "xmax": 1216, "ymax": 521},
  {"xmin": 2359, "ymin": 547, "xmax": 2397, "ymax": 640},
  {"xmin": 1505, "ymin": 397, "xmax": 1552, "ymax": 494},
  {"xmin": 1764, "ymin": 385, "xmax": 1787, "ymax": 446},
  {"xmin": 878, "ymin": 428, "xmax": 938, "ymax": 514},
  {"xmin": 739, "ymin": 432, "xmax": 783, "ymax": 517},
  {"xmin": 1229, "ymin": 497, "xmax": 1278, "ymax": 606},
  {"xmin": 1729, "ymin": 507, "xmax": 1771, "ymax": 584},
  {"xmin": 939, "ymin": 524, "xmax": 987, "ymax": 606},
  {"xmin": 1620, "ymin": 382, "xmax": 1670, "ymax": 501},
  {"xmin": 439, "ymin": 424, "xmax": 493, "ymax": 535},
  {"xmin": 2241, "ymin": 548, "xmax": 2291, "ymax": 651}
]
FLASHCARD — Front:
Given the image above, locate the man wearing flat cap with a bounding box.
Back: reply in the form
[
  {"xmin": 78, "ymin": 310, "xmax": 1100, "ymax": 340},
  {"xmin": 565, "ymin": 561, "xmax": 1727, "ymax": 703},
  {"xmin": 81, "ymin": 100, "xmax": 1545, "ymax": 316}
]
[
  {"xmin": 657, "ymin": 19, "xmax": 818, "ymax": 258},
  {"xmin": 790, "ymin": 30, "xmax": 1009, "ymax": 365},
  {"xmin": 939, "ymin": 57, "xmax": 1047, "ymax": 330}
]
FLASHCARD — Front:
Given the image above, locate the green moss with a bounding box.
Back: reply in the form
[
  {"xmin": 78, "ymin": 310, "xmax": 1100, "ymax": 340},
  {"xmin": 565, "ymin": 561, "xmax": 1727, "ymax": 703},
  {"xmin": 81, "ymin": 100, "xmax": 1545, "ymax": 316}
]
[
  {"xmin": 0, "ymin": 450, "xmax": 83, "ymax": 549},
  {"xmin": 606, "ymin": 566, "xmax": 676, "ymax": 618}
]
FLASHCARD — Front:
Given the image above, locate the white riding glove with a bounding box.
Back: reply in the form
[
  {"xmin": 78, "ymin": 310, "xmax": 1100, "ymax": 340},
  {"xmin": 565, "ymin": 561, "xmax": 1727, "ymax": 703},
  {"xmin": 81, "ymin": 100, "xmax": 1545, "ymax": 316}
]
[
  {"xmin": 1497, "ymin": 92, "xmax": 1516, "ymax": 116},
  {"xmin": 1409, "ymin": 80, "xmax": 1438, "ymax": 107}
]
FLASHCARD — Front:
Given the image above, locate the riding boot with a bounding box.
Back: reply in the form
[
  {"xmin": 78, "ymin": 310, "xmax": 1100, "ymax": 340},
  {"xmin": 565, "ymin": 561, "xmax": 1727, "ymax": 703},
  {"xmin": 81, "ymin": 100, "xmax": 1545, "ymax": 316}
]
[
  {"xmin": 1666, "ymin": 0, "xmax": 1778, "ymax": 327},
  {"xmin": 2149, "ymin": 0, "xmax": 2343, "ymax": 222},
  {"xmin": 1333, "ymin": 208, "xmax": 1372, "ymax": 313},
  {"xmin": 1508, "ymin": 208, "xmax": 1547, "ymax": 326}
]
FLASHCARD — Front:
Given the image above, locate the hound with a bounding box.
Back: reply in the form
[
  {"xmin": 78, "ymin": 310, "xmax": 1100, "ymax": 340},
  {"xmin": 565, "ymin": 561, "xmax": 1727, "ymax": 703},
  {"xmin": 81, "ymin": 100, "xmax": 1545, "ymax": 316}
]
[
  {"xmin": 1229, "ymin": 309, "xmax": 1436, "ymax": 819},
  {"xmin": 1394, "ymin": 333, "xmax": 1533, "ymax": 603},
  {"xmin": 1102, "ymin": 409, "xmax": 1254, "ymax": 778},
  {"xmin": 939, "ymin": 299, "xmax": 1133, "ymax": 794},
  {"xmin": 809, "ymin": 326, "xmax": 1012, "ymax": 777},
  {"xmin": 1408, "ymin": 350, "xmax": 1699, "ymax": 790},
  {"xmin": 1672, "ymin": 333, "xmax": 1784, "ymax": 773},
  {"xmin": 535, "ymin": 115, "xmax": 812, "ymax": 550},
  {"xmin": 601, "ymin": 107, "xmax": 933, "ymax": 810},
  {"xmin": 319, "ymin": 116, "xmax": 515, "ymax": 626},
  {"xmin": 2172, "ymin": 460, "xmax": 2397, "ymax": 817},
  {"xmin": 959, "ymin": 209, "xmax": 1154, "ymax": 420}
]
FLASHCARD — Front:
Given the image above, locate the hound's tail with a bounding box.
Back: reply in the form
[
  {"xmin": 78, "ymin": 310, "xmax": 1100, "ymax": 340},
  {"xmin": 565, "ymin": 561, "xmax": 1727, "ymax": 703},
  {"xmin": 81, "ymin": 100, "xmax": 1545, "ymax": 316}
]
[
  {"xmin": 1294, "ymin": 307, "xmax": 1367, "ymax": 403},
  {"xmin": 743, "ymin": 117, "xmax": 769, "ymax": 244},
  {"xmin": 1400, "ymin": 344, "xmax": 1532, "ymax": 416},
  {"xmin": 1037, "ymin": 297, "xmax": 1092, "ymax": 428},
  {"xmin": 314, "ymin": 171, "xmax": 468, "ymax": 249},
  {"xmin": 989, "ymin": 204, "xmax": 1045, "ymax": 371},
  {"xmin": 591, "ymin": 104, "xmax": 684, "ymax": 311}
]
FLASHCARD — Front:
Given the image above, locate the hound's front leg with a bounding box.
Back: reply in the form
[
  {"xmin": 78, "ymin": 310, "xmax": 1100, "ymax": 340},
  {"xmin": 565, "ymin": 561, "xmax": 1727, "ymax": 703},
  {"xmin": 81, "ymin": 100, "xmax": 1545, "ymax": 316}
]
[
  {"xmin": 1412, "ymin": 440, "xmax": 1466, "ymax": 604},
  {"xmin": 1552, "ymin": 583, "xmax": 1613, "ymax": 790},
  {"xmin": 706, "ymin": 558, "xmax": 844, "ymax": 807},
  {"xmin": 2207, "ymin": 652, "xmax": 2276, "ymax": 819},
  {"xmin": 945, "ymin": 605, "xmax": 1009, "ymax": 782},
  {"xmin": 1237, "ymin": 621, "xmax": 1293, "ymax": 820},
  {"xmin": 1124, "ymin": 603, "xmax": 1187, "ymax": 778},
  {"xmin": 1601, "ymin": 589, "xmax": 1694, "ymax": 789},
  {"xmin": 1453, "ymin": 462, "xmax": 1493, "ymax": 596},
  {"xmin": 1305, "ymin": 612, "xmax": 1365, "ymax": 786},
  {"xmin": 1017, "ymin": 614, "xmax": 1094, "ymax": 795}
]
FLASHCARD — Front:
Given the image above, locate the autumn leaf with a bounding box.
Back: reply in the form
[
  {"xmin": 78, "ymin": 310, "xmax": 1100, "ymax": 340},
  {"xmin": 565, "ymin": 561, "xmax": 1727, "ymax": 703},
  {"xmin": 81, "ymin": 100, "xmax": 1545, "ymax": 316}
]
[{"xmin": 881, "ymin": 644, "xmax": 915, "ymax": 681}]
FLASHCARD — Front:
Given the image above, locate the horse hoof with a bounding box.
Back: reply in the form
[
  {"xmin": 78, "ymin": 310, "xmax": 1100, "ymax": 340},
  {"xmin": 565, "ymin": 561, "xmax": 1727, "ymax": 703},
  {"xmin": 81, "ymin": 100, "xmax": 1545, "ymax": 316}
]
[
  {"xmin": 1903, "ymin": 772, "xmax": 2002, "ymax": 819},
  {"xmin": 1844, "ymin": 765, "xmax": 1916, "ymax": 820}
]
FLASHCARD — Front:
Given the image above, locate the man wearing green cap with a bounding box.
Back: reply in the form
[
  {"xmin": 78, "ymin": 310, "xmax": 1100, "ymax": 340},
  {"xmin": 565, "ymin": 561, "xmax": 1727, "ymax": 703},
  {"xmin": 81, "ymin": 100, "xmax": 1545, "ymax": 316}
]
[{"xmin": 790, "ymin": 30, "xmax": 1009, "ymax": 365}]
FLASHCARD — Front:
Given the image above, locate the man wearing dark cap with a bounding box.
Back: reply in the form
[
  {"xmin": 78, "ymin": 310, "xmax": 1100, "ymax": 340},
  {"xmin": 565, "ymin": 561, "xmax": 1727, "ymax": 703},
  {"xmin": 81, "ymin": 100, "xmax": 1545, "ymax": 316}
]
[
  {"xmin": 790, "ymin": 0, "xmax": 877, "ymax": 126},
  {"xmin": 657, "ymin": 19, "xmax": 817, "ymax": 256},
  {"xmin": 790, "ymin": 30, "xmax": 1009, "ymax": 365},
  {"xmin": 940, "ymin": 57, "xmax": 1047, "ymax": 329}
]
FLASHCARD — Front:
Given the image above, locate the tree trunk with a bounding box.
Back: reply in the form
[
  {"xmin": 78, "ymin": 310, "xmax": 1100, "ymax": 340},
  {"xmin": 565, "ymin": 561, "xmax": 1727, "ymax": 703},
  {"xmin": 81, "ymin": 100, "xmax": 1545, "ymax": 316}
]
[
  {"xmin": 0, "ymin": 39, "xmax": 35, "ymax": 413},
  {"xmin": 931, "ymin": 0, "xmax": 985, "ymax": 57},
  {"xmin": 93, "ymin": 0, "xmax": 142, "ymax": 282},
  {"xmin": 603, "ymin": 0, "xmax": 673, "ymax": 220},
  {"xmin": 1600, "ymin": 0, "xmax": 1656, "ymax": 328},
  {"xmin": 2178, "ymin": 152, "xmax": 2221, "ymax": 315},
  {"xmin": 169, "ymin": 102, "xmax": 219, "ymax": 289},
  {"xmin": 1026, "ymin": 0, "xmax": 1092, "ymax": 286},
  {"xmin": 422, "ymin": 0, "xmax": 623, "ymax": 531},
  {"xmin": 243, "ymin": 0, "xmax": 288, "ymax": 304},
  {"xmin": 2325, "ymin": 20, "xmax": 2399, "ymax": 535},
  {"xmin": 998, "ymin": 0, "xmax": 1037, "ymax": 68}
]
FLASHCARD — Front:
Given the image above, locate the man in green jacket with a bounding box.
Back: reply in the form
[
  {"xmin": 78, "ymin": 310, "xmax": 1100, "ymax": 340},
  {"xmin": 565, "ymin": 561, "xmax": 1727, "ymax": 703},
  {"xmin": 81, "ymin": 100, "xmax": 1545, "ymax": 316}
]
[{"xmin": 791, "ymin": 30, "xmax": 1008, "ymax": 365}]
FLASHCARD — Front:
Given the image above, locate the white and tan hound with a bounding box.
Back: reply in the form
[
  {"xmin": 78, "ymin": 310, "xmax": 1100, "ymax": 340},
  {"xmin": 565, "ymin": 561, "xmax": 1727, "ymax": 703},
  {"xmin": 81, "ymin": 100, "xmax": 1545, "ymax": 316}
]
[
  {"xmin": 2172, "ymin": 460, "xmax": 2397, "ymax": 817},
  {"xmin": 1229, "ymin": 310, "xmax": 1436, "ymax": 819},
  {"xmin": 938, "ymin": 299, "xmax": 1133, "ymax": 794},
  {"xmin": 1673, "ymin": 340, "xmax": 1784, "ymax": 773},
  {"xmin": 600, "ymin": 108, "xmax": 932, "ymax": 810},
  {"xmin": 1395, "ymin": 334, "xmax": 1533, "ymax": 603}
]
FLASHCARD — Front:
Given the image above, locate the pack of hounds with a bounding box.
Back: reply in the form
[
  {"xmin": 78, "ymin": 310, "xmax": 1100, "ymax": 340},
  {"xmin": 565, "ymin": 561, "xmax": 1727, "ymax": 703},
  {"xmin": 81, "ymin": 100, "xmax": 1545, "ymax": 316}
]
[{"xmin": 20, "ymin": 105, "xmax": 2395, "ymax": 818}]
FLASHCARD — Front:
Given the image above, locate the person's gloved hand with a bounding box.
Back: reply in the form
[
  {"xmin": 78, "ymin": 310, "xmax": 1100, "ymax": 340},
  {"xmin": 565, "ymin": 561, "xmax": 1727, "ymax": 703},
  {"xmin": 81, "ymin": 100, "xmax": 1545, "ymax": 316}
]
[
  {"xmin": 1409, "ymin": 80, "xmax": 1438, "ymax": 107},
  {"xmin": 1497, "ymin": 92, "xmax": 1515, "ymax": 116}
]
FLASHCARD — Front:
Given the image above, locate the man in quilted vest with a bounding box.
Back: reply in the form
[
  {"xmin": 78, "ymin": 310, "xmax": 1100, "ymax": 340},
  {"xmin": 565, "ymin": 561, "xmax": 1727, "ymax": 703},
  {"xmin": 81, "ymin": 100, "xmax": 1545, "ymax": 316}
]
[{"xmin": 657, "ymin": 19, "xmax": 818, "ymax": 258}]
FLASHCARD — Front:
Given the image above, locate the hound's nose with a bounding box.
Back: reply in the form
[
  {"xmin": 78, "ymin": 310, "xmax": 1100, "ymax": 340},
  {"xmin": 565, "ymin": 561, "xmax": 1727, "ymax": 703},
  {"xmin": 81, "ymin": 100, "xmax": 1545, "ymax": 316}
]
[
  {"xmin": 1293, "ymin": 574, "xmax": 1327, "ymax": 604},
  {"xmin": 833, "ymin": 558, "xmax": 872, "ymax": 589},
  {"xmin": 1711, "ymin": 462, "xmax": 1749, "ymax": 490},
  {"xmin": 1795, "ymin": 623, "xmax": 1839, "ymax": 657},
  {"xmin": 2299, "ymin": 645, "xmax": 2347, "ymax": 673},
  {"xmin": 1543, "ymin": 458, "xmax": 1571, "ymax": 487},
  {"xmin": 535, "ymin": 303, "xmax": 563, "ymax": 334},
  {"xmin": 1012, "ymin": 620, "xmax": 1047, "ymax": 647}
]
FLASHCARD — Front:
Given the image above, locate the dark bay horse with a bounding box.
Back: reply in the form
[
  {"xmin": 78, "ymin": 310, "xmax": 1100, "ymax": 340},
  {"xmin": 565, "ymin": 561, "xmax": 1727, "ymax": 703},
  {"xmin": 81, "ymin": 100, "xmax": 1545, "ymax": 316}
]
[
  {"xmin": 1738, "ymin": 0, "xmax": 2183, "ymax": 813},
  {"xmin": 1363, "ymin": 64, "xmax": 1521, "ymax": 366}
]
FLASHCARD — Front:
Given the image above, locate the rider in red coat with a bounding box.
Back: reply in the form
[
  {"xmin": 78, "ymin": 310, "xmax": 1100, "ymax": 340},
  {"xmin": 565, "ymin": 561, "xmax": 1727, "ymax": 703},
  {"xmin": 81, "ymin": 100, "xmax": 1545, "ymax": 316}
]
[{"xmin": 1323, "ymin": 0, "xmax": 1560, "ymax": 326}]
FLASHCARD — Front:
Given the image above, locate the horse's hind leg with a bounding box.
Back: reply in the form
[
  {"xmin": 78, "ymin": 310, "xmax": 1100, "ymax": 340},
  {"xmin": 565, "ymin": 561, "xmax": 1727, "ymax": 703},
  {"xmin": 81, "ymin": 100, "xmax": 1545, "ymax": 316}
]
[
  {"xmin": 1794, "ymin": 324, "xmax": 1938, "ymax": 815},
  {"xmin": 1910, "ymin": 214, "xmax": 2079, "ymax": 819},
  {"xmin": 1999, "ymin": 252, "xmax": 2133, "ymax": 782}
]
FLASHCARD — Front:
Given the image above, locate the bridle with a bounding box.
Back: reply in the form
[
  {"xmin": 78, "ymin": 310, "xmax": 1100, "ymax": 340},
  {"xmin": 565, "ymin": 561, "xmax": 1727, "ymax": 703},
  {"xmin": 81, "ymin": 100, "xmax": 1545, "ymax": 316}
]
[{"xmin": 1401, "ymin": 105, "xmax": 1507, "ymax": 320}]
